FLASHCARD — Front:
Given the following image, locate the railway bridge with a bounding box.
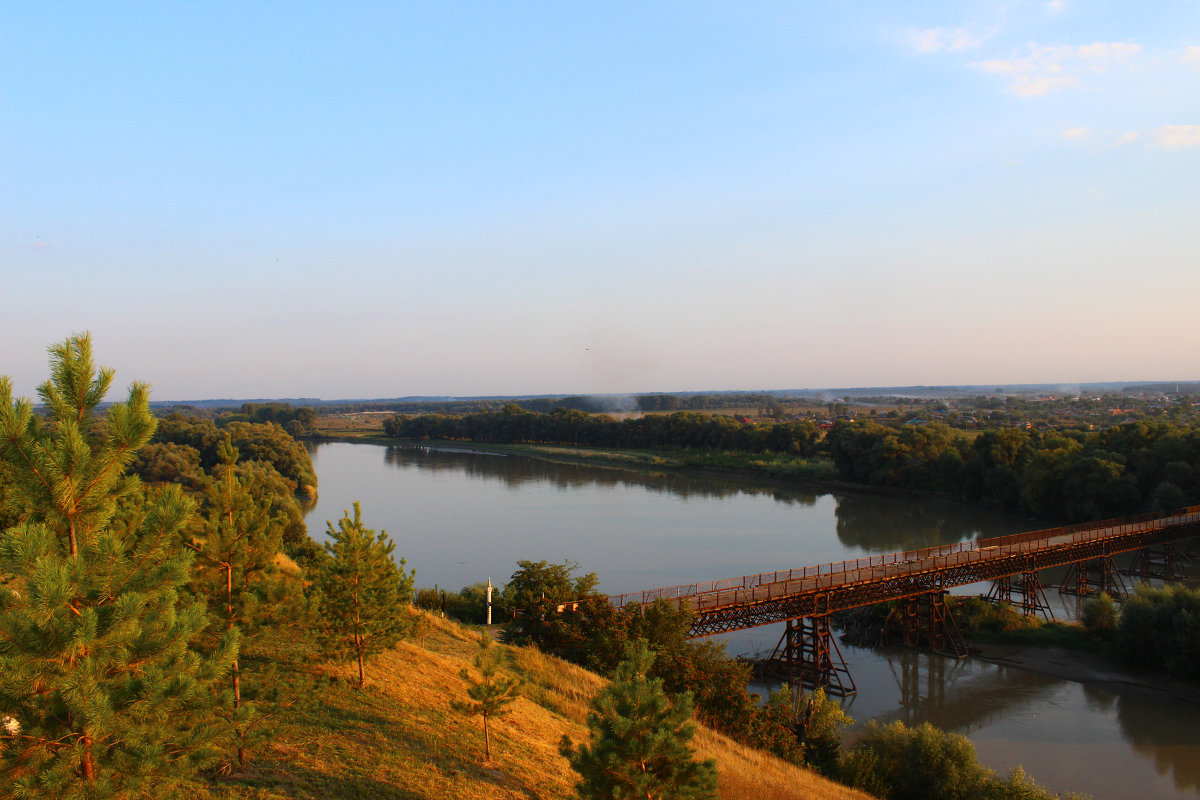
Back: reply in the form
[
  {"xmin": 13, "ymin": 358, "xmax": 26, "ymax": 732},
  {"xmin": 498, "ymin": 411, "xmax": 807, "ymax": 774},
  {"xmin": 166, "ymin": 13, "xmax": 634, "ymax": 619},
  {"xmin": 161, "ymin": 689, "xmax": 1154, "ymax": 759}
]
[{"xmin": 600, "ymin": 506, "xmax": 1200, "ymax": 697}]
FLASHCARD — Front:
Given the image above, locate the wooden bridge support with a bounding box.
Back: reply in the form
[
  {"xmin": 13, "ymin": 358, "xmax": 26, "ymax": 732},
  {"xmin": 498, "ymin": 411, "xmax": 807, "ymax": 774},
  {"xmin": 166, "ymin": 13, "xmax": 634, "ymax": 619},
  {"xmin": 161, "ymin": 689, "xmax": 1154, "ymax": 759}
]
[
  {"xmin": 767, "ymin": 615, "xmax": 856, "ymax": 698},
  {"xmin": 893, "ymin": 591, "xmax": 968, "ymax": 659},
  {"xmin": 1060, "ymin": 555, "xmax": 1127, "ymax": 599},
  {"xmin": 987, "ymin": 571, "xmax": 1054, "ymax": 619},
  {"xmin": 1123, "ymin": 543, "xmax": 1190, "ymax": 582}
]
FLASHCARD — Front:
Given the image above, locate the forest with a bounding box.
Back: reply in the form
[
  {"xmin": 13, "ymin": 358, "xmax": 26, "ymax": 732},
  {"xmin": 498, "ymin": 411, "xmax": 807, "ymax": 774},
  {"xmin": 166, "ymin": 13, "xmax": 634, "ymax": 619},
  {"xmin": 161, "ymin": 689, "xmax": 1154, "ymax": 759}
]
[{"xmin": 382, "ymin": 406, "xmax": 1200, "ymax": 522}]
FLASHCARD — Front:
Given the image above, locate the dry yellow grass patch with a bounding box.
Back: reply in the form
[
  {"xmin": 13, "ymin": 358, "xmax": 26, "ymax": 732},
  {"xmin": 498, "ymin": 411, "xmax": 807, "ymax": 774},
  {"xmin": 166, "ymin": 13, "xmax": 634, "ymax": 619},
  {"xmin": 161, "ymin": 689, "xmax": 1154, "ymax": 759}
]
[{"xmin": 190, "ymin": 609, "xmax": 869, "ymax": 800}]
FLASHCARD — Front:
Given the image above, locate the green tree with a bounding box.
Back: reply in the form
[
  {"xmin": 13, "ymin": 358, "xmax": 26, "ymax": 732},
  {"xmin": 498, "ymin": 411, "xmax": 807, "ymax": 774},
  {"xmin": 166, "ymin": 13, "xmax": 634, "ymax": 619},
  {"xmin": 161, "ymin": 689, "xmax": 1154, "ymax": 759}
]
[
  {"xmin": 452, "ymin": 631, "xmax": 522, "ymax": 761},
  {"xmin": 0, "ymin": 333, "xmax": 237, "ymax": 797},
  {"xmin": 502, "ymin": 559, "xmax": 598, "ymax": 611},
  {"xmin": 560, "ymin": 640, "xmax": 717, "ymax": 800},
  {"xmin": 317, "ymin": 502, "xmax": 415, "ymax": 687},
  {"xmin": 185, "ymin": 435, "xmax": 291, "ymax": 766},
  {"xmin": 794, "ymin": 687, "xmax": 852, "ymax": 775}
]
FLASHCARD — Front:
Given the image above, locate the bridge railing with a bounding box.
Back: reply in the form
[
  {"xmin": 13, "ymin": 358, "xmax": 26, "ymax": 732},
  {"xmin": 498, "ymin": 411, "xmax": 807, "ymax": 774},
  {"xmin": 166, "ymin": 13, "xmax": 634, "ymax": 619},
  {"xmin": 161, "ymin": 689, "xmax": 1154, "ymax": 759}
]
[{"xmin": 605, "ymin": 505, "xmax": 1200, "ymax": 610}]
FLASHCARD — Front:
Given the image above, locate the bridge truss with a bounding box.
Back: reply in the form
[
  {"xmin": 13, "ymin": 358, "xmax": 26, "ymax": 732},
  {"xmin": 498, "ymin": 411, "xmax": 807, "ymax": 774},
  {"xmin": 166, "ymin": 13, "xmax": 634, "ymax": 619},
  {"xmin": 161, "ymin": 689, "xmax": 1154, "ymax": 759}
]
[{"xmin": 605, "ymin": 506, "xmax": 1200, "ymax": 696}]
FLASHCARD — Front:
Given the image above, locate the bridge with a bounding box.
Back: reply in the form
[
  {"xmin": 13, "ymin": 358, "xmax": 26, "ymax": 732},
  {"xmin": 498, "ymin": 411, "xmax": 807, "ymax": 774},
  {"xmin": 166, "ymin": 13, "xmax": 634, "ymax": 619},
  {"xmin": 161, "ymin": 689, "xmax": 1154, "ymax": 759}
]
[{"xmin": 601, "ymin": 506, "xmax": 1200, "ymax": 696}]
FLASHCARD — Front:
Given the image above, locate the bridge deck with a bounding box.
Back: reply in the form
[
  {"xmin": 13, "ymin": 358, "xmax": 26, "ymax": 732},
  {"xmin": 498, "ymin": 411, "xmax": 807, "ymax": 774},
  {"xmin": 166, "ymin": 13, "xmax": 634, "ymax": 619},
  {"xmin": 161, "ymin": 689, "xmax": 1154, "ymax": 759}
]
[{"xmin": 604, "ymin": 506, "xmax": 1200, "ymax": 637}]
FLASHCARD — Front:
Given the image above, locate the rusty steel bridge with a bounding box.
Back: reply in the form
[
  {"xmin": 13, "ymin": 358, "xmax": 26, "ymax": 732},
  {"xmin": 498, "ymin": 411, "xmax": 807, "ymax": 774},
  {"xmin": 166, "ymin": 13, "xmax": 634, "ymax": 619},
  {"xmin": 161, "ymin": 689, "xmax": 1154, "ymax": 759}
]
[{"xmin": 598, "ymin": 506, "xmax": 1200, "ymax": 696}]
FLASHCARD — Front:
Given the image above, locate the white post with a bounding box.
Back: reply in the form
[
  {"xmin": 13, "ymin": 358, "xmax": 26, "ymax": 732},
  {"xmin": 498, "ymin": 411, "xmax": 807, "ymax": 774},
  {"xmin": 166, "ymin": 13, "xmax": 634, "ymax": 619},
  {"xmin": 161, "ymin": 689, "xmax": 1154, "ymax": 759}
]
[{"xmin": 486, "ymin": 577, "xmax": 493, "ymax": 626}]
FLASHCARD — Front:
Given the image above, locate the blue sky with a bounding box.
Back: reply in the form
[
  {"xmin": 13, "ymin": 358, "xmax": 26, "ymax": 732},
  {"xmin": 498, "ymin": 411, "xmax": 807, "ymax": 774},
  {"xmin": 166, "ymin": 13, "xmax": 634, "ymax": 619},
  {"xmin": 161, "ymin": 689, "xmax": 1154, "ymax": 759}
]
[{"xmin": 3, "ymin": 1, "xmax": 1198, "ymax": 400}]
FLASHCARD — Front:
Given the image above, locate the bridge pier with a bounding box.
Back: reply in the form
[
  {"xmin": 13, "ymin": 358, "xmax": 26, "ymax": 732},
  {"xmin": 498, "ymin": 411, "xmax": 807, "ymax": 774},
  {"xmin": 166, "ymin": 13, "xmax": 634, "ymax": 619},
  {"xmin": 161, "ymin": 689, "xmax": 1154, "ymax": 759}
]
[
  {"xmin": 1122, "ymin": 542, "xmax": 1190, "ymax": 582},
  {"xmin": 987, "ymin": 570, "xmax": 1054, "ymax": 619},
  {"xmin": 893, "ymin": 591, "xmax": 968, "ymax": 659},
  {"xmin": 1060, "ymin": 554, "xmax": 1127, "ymax": 599},
  {"xmin": 765, "ymin": 615, "xmax": 856, "ymax": 698}
]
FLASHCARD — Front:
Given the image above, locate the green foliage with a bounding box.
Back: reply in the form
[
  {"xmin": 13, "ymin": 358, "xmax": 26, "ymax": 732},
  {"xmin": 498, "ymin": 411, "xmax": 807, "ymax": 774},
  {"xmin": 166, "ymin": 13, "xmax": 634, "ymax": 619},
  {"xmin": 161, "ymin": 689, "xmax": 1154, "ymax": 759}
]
[
  {"xmin": 415, "ymin": 583, "xmax": 490, "ymax": 625},
  {"xmin": 0, "ymin": 460, "xmax": 21, "ymax": 532},
  {"xmin": 0, "ymin": 334, "xmax": 237, "ymax": 798},
  {"xmin": 828, "ymin": 418, "xmax": 1200, "ymax": 520},
  {"xmin": 504, "ymin": 583, "xmax": 807, "ymax": 763},
  {"xmin": 560, "ymin": 640, "xmax": 718, "ymax": 800},
  {"xmin": 383, "ymin": 407, "xmax": 821, "ymax": 457},
  {"xmin": 0, "ymin": 334, "xmax": 156, "ymax": 557},
  {"xmin": 186, "ymin": 435, "xmax": 305, "ymax": 765},
  {"xmin": 841, "ymin": 720, "xmax": 991, "ymax": 800},
  {"xmin": 238, "ymin": 403, "xmax": 317, "ymax": 437},
  {"xmin": 131, "ymin": 441, "xmax": 207, "ymax": 489},
  {"xmin": 502, "ymin": 559, "xmax": 598, "ymax": 613},
  {"xmin": 1115, "ymin": 584, "xmax": 1200, "ymax": 677},
  {"xmin": 153, "ymin": 414, "xmax": 317, "ymax": 497},
  {"xmin": 951, "ymin": 596, "xmax": 1043, "ymax": 636},
  {"xmin": 794, "ymin": 687, "xmax": 852, "ymax": 775},
  {"xmin": 1081, "ymin": 593, "xmax": 1117, "ymax": 636},
  {"xmin": 451, "ymin": 631, "xmax": 522, "ymax": 761},
  {"xmin": 317, "ymin": 502, "xmax": 415, "ymax": 687},
  {"xmin": 840, "ymin": 720, "xmax": 1084, "ymax": 800},
  {"xmin": 129, "ymin": 427, "xmax": 318, "ymax": 566}
]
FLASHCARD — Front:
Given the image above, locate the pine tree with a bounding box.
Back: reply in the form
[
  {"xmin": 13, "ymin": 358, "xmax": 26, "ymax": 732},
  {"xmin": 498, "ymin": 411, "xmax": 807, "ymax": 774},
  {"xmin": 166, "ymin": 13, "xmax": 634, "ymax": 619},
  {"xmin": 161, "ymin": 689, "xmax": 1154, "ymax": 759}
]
[
  {"xmin": 452, "ymin": 631, "xmax": 522, "ymax": 761},
  {"xmin": 560, "ymin": 639, "xmax": 717, "ymax": 800},
  {"xmin": 316, "ymin": 502, "xmax": 414, "ymax": 688},
  {"xmin": 0, "ymin": 333, "xmax": 237, "ymax": 798},
  {"xmin": 185, "ymin": 434, "xmax": 290, "ymax": 766}
]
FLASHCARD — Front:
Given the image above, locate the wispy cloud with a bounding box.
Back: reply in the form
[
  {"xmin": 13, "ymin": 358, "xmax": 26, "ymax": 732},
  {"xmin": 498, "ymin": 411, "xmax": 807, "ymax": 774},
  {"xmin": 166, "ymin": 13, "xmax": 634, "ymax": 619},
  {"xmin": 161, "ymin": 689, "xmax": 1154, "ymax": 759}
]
[
  {"xmin": 1060, "ymin": 126, "xmax": 1200, "ymax": 150},
  {"xmin": 1045, "ymin": 0, "xmax": 1065, "ymax": 14},
  {"xmin": 1154, "ymin": 125, "xmax": 1200, "ymax": 148},
  {"xmin": 908, "ymin": 27, "xmax": 987, "ymax": 53},
  {"xmin": 1110, "ymin": 131, "xmax": 1140, "ymax": 148},
  {"xmin": 974, "ymin": 41, "xmax": 1141, "ymax": 97},
  {"xmin": 1184, "ymin": 46, "xmax": 1200, "ymax": 70}
]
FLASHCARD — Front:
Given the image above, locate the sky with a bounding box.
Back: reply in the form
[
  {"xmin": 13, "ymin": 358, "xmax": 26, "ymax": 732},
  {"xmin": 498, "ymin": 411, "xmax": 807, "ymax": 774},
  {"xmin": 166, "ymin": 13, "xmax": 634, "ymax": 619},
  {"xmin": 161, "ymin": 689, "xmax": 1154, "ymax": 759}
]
[{"xmin": 3, "ymin": 1, "xmax": 1198, "ymax": 401}]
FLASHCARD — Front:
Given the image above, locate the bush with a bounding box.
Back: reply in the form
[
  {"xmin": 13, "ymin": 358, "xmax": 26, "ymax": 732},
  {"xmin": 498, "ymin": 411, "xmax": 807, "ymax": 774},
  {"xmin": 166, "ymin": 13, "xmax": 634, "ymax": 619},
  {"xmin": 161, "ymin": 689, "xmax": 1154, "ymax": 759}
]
[
  {"xmin": 1115, "ymin": 584, "xmax": 1200, "ymax": 677},
  {"xmin": 840, "ymin": 720, "xmax": 1088, "ymax": 800},
  {"xmin": 1081, "ymin": 593, "xmax": 1117, "ymax": 635}
]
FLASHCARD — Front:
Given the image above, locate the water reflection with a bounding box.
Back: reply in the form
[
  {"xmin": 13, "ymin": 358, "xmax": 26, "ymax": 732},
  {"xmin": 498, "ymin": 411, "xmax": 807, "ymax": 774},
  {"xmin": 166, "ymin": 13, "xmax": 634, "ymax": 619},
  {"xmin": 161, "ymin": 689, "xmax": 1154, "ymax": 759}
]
[
  {"xmin": 834, "ymin": 492, "xmax": 1024, "ymax": 553},
  {"xmin": 1119, "ymin": 693, "xmax": 1200, "ymax": 792},
  {"xmin": 382, "ymin": 444, "xmax": 823, "ymax": 505},
  {"xmin": 875, "ymin": 649, "xmax": 1062, "ymax": 732}
]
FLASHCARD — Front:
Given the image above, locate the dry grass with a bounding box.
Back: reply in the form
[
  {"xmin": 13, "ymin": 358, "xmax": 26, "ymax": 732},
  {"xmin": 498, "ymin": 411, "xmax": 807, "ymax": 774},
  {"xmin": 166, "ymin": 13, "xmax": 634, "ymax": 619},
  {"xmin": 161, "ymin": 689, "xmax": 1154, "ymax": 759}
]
[{"xmin": 185, "ymin": 610, "xmax": 871, "ymax": 800}]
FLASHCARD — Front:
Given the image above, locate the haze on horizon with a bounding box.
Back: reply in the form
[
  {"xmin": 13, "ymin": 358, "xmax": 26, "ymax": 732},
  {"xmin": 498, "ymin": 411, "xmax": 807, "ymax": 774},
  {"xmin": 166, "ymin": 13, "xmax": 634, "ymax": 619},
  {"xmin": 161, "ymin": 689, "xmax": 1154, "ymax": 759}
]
[{"xmin": 3, "ymin": 2, "xmax": 1198, "ymax": 403}]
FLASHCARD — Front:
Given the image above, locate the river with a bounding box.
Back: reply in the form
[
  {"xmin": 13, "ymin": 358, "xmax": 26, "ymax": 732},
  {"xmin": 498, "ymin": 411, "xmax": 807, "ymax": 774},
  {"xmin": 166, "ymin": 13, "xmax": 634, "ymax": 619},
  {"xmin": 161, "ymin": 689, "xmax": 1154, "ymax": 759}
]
[{"xmin": 303, "ymin": 441, "xmax": 1200, "ymax": 800}]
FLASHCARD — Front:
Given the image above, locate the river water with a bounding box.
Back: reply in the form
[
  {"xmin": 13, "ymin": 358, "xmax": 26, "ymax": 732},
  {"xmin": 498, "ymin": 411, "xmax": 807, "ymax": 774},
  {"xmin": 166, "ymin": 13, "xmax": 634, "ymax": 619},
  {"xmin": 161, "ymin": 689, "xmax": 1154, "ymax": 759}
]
[{"xmin": 303, "ymin": 441, "xmax": 1200, "ymax": 800}]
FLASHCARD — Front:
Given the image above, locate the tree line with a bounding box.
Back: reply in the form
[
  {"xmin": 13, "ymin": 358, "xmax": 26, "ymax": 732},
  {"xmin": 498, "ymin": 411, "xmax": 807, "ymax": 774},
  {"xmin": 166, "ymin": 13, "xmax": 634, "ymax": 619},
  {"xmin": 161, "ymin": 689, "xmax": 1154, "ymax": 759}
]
[
  {"xmin": 826, "ymin": 419, "xmax": 1200, "ymax": 520},
  {"xmin": 384, "ymin": 405, "xmax": 822, "ymax": 456}
]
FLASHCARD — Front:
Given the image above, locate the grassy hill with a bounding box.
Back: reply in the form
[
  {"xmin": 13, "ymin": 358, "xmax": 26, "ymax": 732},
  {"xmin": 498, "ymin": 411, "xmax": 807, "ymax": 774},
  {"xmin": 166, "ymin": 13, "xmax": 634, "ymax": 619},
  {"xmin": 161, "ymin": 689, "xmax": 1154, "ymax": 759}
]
[{"xmin": 184, "ymin": 611, "xmax": 870, "ymax": 800}]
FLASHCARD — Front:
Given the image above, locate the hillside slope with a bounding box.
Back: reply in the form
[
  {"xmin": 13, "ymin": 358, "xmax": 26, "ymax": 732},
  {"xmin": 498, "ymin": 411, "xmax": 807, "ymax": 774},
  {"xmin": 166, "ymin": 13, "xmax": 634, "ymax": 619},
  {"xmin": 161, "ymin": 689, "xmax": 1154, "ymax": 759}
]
[{"xmin": 185, "ymin": 612, "xmax": 870, "ymax": 800}]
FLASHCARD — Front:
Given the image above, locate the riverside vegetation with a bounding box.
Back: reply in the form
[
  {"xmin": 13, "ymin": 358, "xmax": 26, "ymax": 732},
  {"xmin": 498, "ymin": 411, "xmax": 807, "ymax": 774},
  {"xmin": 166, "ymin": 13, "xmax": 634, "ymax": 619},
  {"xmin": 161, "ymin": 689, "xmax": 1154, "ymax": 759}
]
[
  {"xmin": 382, "ymin": 404, "xmax": 1200, "ymax": 522},
  {"xmin": 0, "ymin": 335, "xmax": 1098, "ymax": 799}
]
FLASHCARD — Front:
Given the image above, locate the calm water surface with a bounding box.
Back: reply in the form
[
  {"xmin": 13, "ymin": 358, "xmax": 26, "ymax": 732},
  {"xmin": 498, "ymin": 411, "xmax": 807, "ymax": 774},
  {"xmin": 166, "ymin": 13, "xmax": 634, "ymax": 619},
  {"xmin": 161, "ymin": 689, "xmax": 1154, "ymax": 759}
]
[{"xmin": 304, "ymin": 442, "xmax": 1200, "ymax": 800}]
